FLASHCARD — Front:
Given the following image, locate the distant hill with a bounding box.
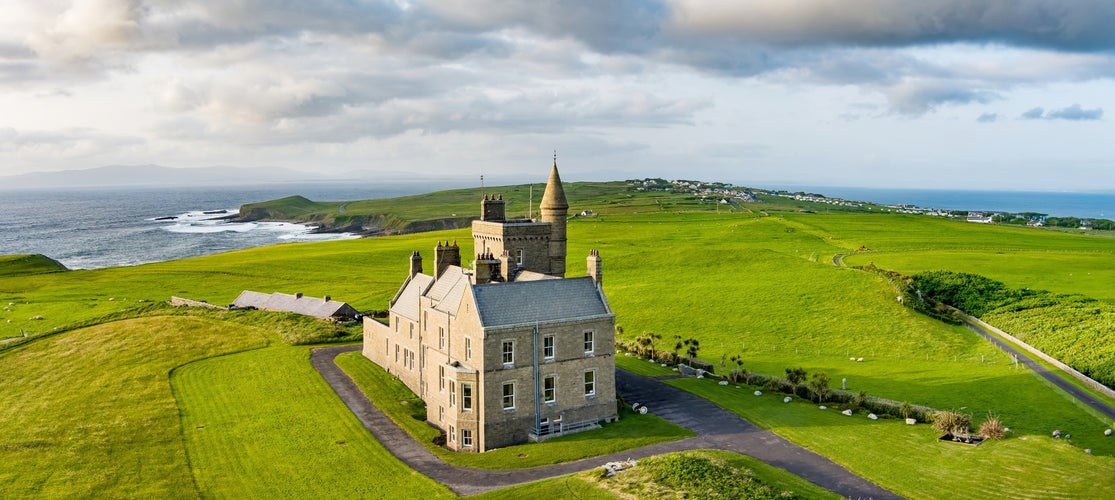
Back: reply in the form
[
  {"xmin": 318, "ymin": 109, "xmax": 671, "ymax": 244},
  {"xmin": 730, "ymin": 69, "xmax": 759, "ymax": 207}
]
[
  {"xmin": 0, "ymin": 164, "xmax": 325, "ymax": 189},
  {"xmin": 0, "ymin": 254, "xmax": 69, "ymax": 277}
]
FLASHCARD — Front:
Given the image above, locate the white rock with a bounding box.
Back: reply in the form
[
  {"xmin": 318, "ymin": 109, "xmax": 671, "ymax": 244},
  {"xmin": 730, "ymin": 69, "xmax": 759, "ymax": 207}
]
[
  {"xmin": 1105, "ymin": 429, "xmax": 1112, "ymax": 436},
  {"xmin": 819, "ymin": 406, "xmax": 827, "ymax": 410},
  {"xmin": 718, "ymin": 380, "xmax": 729, "ymax": 386},
  {"xmin": 849, "ymin": 357, "xmax": 856, "ymax": 361},
  {"xmin": 783, "ymin": 397, "xmax": 792, "ymax": 403},
  {"xmin": 906, "ymin": 418, "xmax": 917, "ymax": 425},
  {"xmin": 842, "ymin": 409, "xmax": 853, "ymax": 416},
  {"xmin": 868, "ymin": 413, "xmax": 878, "ymax": 420},
  {"xmin": 108, "ymin": 297, "xmax": 115, "ymax": 301},
  {"xmin": 857, "ymin": 357, "xmax": 864, "ymax": 362},
  {"xmin": 754, "ymin": 391, "xmax": 762, "ymax": 396},
  {"xmin": 639, "ymin": 406, "xmax": 648, "ymax": 415}
]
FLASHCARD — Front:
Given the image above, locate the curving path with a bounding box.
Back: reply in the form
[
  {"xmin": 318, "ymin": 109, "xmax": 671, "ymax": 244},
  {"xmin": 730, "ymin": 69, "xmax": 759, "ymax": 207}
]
[
  {"xmin": 960, "ymin": 318, "xmax": 1115, "ymax": 423},
  {"xmin": 313, "ymin": 345, "xmax": 899, "ymax": 498}
]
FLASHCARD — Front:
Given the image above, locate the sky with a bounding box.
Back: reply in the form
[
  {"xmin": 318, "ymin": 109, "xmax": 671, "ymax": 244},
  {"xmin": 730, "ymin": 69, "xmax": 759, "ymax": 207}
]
[{"xmin": 1, "ymin": 0, "xmax": 1114, "ymax": 191}]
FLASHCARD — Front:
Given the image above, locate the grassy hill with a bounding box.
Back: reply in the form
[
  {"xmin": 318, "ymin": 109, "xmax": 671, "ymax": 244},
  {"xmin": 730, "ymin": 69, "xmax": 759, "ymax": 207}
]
[
  {"xmin": 0, "ymin": 254, "xmax": 68, "ymax": 277},
  {"xmin": 3, "ymin": 183, "xmax": 1115, "ymax": 498}
]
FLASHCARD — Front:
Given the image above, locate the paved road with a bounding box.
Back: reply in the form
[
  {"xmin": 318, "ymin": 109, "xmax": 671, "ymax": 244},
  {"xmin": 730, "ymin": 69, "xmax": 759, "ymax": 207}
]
[
  {"xmin": 961, "ymin": 318, "xmax": 1115, "ymax": 423},
  {"xmin": 313, "ymin": 345, "xmax": 900, "ymax": 498}
]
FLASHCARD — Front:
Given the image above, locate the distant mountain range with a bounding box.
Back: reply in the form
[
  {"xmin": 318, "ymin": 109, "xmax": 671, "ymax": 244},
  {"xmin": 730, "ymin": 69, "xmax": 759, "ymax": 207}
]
[{"xmin": 0, "ymin": 164, "xmax": 332, "ymax": 189}]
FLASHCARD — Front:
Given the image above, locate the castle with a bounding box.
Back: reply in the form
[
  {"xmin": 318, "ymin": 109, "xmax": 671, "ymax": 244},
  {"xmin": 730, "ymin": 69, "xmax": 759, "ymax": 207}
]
[{"xmin": 362, "ymin": 161, "xmax": 617, "ymax": 452}]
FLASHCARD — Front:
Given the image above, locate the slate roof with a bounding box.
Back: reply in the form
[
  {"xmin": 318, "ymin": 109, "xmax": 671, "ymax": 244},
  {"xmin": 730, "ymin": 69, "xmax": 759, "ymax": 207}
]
[
  {"xmin": 232, "ymin": 291, "xmax": 357, "ymax": 319},
  {"xmin": 472, "ymin": 276, "xmax": 611, "ymax": 328},
  {"xmin": 391, "ymin": 274, "xmax": 434, "ymax": 321}
]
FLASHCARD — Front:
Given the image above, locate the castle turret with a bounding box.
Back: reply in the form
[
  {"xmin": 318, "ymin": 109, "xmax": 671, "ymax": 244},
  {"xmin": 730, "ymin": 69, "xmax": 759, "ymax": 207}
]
[
  {"xmin": 481, "ymin": 194, "xmax": 505, "ymax": 222},
  {"xmin": 587, "ymin": 249, "xmax": 602, "ymax": 286},
  {"xmin": 434, "ymin": 240, "xmax": 460, "ymax": 280},
  {"xmin": 409, "ymin": 250, "xmax": 423, "ymax": 277},
  {"xmin": 540, "ymin": 158, "xmax": 568, "ymax": 277}
]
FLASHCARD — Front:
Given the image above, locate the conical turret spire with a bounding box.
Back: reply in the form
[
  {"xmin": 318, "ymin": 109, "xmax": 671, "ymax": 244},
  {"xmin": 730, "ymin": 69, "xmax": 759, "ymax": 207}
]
[{"xmin": 540, "ymin": 155, "xmax": 568, "ymax": 210}]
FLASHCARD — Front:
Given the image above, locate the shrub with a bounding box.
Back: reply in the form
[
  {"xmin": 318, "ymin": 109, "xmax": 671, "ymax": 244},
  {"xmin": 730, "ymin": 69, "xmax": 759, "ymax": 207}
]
[
  {"xmin": 978, "ymin": 413, "xmax": 1008, "ymax": 440},
  {"xmin": 931, "ymin": 410, "xmax": 972, "ymax": 435}
]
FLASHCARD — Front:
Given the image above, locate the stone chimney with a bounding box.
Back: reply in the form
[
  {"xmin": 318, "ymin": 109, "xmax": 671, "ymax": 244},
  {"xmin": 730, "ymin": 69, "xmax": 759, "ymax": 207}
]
[
  {"xmin": 409, "ymin": 250, "xmax": 423, "ymax": 277},
  {"xmin": 587, "ymin": 249, "xmax": 602, "ymax": 286},
  {"xmin": 481, "ymin": 193, "xmax": 506, "ymax": 222},
  {"xmin": 434, "ymin": 240, "xmax": 461, "ymax": 280},
  {"xmin": 500, "ymin": 250, "xmax": 515, "ymax": 283},
  {"xmin": 473, "ymin": 252, "xmax": 502, "ymax": 284}
]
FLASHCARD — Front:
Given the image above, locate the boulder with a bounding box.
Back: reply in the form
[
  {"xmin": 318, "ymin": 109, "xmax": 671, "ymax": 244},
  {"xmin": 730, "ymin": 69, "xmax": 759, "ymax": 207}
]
[
  {"xmin": 842, "ymin": 409, "xmax": 853, "ymax": 416},
  {"xmin": 868, "ymin": 413, "xmax": 878, "ymax": 420}
]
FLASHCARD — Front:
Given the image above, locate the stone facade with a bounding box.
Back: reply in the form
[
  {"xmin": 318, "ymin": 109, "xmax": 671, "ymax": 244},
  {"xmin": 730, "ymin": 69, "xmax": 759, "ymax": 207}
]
[{"xmin": 362, "ymin": 161, "xmax": 617, "ymax": 452}]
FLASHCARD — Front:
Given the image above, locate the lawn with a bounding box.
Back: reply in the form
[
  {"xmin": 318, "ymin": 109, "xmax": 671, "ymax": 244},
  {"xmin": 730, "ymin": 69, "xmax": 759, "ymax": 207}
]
[
  {"xmin": 334, "ymin": 351, "xmax": 694, "ymax": 469},
  {"xmin": 669, "ymin": 376, "xmax": 1115, "ymax": 499},
  {"xmin": 174, "ymin": 339, "xmax": 450, "ymax": 498},
  {"xmin": 0, "ymin": 316, "xmax": 266, "ymax": 497}
]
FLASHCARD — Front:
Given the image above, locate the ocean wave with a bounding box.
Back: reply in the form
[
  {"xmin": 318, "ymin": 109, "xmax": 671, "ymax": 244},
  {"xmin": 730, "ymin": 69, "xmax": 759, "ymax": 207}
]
[{"xmin": 154, "ymin": 208, "xmax": 356, "ymax": 240}]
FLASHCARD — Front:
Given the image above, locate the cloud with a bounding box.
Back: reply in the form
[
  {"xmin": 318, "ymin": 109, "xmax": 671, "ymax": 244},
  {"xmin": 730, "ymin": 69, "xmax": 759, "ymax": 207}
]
[
  {"xmin": 1045, "ymin": 104, "xmax": 1104, "ymax": 120},
  {"xmin": 665, "ymin": 0, "xmax": 1115, "ymax": 51},
  {"xmin": 977, "ymin": 112, "xmax": 1000, "ymax": 123},
  {"xmin": 882, "ymin": 79, "xmax": 999, "ymax": 115},
  {"xmin": 1020, "ymin": 104, "xmax": 1103, "ymax": 120},
  {"xmin": 0, "ymin": 126, "xmax": 145, "ymax": 158}
]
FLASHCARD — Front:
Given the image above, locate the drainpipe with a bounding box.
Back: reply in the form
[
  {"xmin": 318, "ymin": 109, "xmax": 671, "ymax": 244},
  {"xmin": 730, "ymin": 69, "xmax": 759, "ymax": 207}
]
[{"xmin": 533, "ymin": 323, "xmax": 541, "ymax": 438}]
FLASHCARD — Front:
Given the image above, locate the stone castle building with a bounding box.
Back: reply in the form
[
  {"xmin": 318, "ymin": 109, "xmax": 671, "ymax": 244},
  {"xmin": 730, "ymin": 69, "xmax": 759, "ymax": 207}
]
[{"xmin": 362, "ymin": 161, "xmax": 617, "ymax": 452}]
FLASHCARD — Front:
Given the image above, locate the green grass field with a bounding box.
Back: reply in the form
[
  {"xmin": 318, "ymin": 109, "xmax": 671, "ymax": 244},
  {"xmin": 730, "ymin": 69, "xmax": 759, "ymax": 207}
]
[
  {"xmin": 3, "ymin": 187, "xmax": 1115, "ymax": 498},
  {"xmin": 670, "ymin": 376, "xmax": 1115, "ymax": 499}
]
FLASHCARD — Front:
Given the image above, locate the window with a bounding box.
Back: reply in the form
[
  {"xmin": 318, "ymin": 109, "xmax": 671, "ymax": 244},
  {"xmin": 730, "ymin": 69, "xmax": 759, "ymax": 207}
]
[
  {"xmin": 449, "ymin": 381, "xmax": 456, "ymax": 406},
  {"xmin": 465, "ymin": 337, "xmax": 472, "ymax": 360},
  {"xmin": 424, "ymin": 310, "xmax": 428, "ymax": 331},
  {"xmin": 403, "ymin": 348, "xmax": 409, "ymax": 369},
  {"xmin": 584, "ymin": 370, "xmax": 596, "ymax": 396},
  {"xmin": 502, "ymin": 340, "xmax": 514, "ymax": 365},
  {"xmin": 394, "ymin": 317, "xmax": 398, "ymax": 332},
  {"xmin": 439, "ymin": 365, "xmax": 445, "ymax": 391},
  {"xmin": 515, "ymin": 248, "xmax": 524, "ymax": 266},
  {"xmin": 544, "ymin": 375, "xmax": 556, "ymax": 404},
  {"xmin": 409, "ymin": 322, "xmax": 414, "ymax": 338},
  {"xmin": 438, "ymin": 405, "xmax": 444, "ymax": 422},
  {"xmin": 439, "ymin": 327, "xmax": 445, "ymax": 350},
  {"xmin": 449, "ymin": 425, "xmax": 456, "ymax": 443},
  {"xmin": 543, "ymin": 335, "xmax": 554, "ymax": 360},
  {"xmin": 502, "ymin": 382, "xmax": 515, "ymax": 410},
  {"xmin": 462, "ymin": 383, "xmax": 472, "ymax": 411},
  {"xmin": 409, "ymin": 350, "xmax": 415, "ymax": 370},
  {"xmin": 462, "ymin": 429, "xmax": 473, "ymax": 447},
  {"xmin": 385, "ymin": 338, "xmax": 389, "ymax": 355},
  {"xmin": 395, "ymin": 344, "xmax": 399, "ymax": 363},
  {"xmin": 583, "ymin": 331, "xmax": 594, "ymax": 354}
]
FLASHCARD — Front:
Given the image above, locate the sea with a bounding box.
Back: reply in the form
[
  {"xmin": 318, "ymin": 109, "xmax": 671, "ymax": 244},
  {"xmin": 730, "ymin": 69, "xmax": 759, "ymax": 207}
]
[
  {"xmin": 2, "ymin": 183, "xmax": 1113, "ymax": 270},
  {"xmin": 0, "ymin": 182, "xmax": 446, "ymax": 270}
]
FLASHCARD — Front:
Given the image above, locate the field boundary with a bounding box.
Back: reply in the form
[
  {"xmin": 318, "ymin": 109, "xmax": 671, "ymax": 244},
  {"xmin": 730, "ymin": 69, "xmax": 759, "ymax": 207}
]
[{"xmin": 960, "ymin": 311, "xmax": 1115, "ymax": 401}]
